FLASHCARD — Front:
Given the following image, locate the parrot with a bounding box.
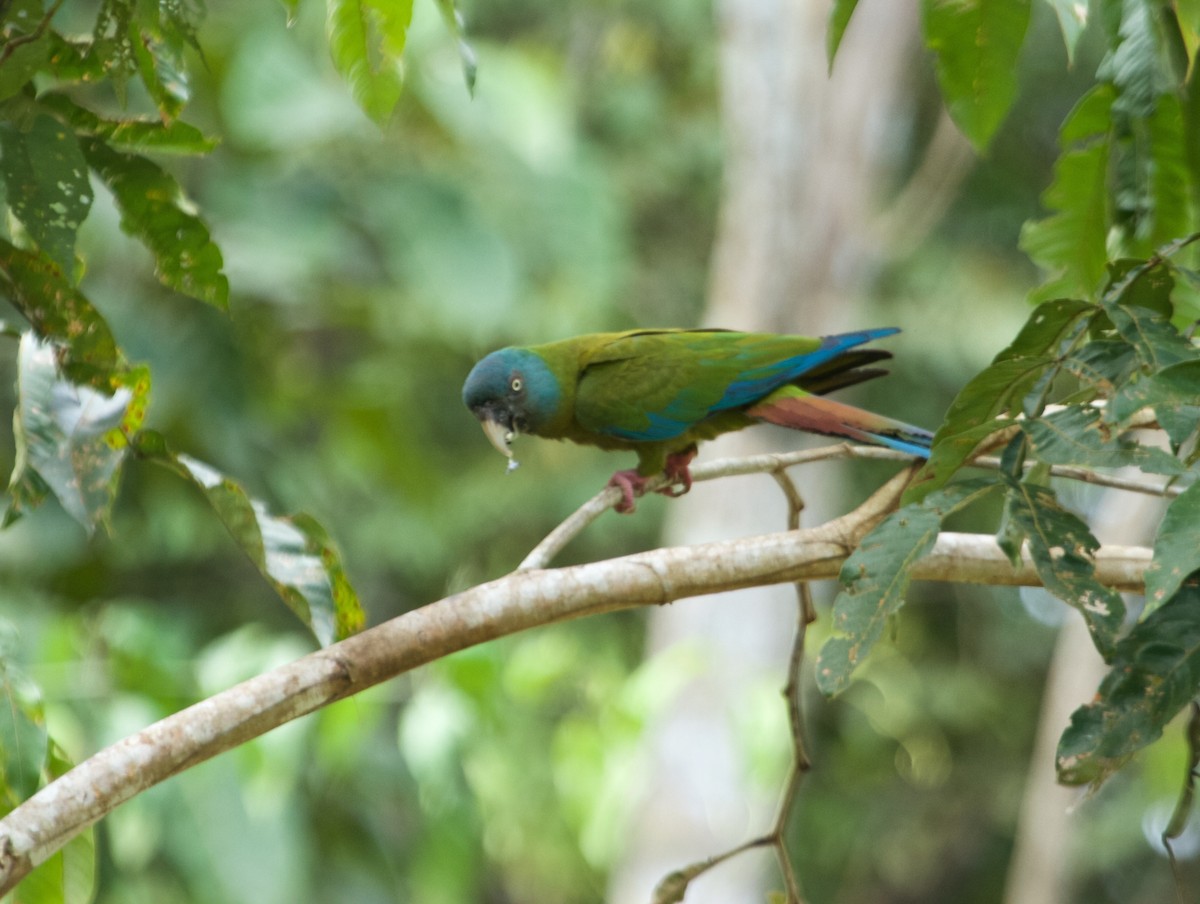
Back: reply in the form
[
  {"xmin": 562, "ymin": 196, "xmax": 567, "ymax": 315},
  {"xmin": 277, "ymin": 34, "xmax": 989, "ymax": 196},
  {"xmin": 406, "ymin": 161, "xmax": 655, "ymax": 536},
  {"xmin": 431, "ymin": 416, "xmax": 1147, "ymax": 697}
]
[{"xmin": 462, "ymin": 328, "xmax": 933, "ymax": 513}]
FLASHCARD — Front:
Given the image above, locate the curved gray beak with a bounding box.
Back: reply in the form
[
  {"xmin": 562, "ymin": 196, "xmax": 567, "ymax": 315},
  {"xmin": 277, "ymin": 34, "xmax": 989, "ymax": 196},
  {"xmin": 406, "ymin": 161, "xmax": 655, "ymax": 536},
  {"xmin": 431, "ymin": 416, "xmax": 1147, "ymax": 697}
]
[{"xmin": 480, "ymin": 416, "xmax": 515, "ymax": 459}]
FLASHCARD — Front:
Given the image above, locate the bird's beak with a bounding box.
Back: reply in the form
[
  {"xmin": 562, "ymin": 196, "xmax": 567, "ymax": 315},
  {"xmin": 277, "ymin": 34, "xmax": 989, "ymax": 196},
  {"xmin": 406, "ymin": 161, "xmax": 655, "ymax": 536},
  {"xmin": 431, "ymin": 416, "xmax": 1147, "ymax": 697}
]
[{"xmin": 479, "ymin": 414, "xmax": 516, "ymax": 459}]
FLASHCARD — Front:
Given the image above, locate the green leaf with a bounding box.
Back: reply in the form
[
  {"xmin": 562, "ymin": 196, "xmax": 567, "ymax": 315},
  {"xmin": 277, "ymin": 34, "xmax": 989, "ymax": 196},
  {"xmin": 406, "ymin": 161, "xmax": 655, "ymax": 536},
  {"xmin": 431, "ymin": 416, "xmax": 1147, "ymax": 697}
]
[
  {"xmin": 1021, "ymin": 86, "xmax": 1116, "ymax": 300},
  {"xmin": 1103, "ymin": 302, "xmax": 1200, "ymax": 372},
  {"xmin": 922, "ymin": 0, "xmax": 1032, "ymax": 149},
  {"xmin": 143, "ymin": 439, "xmax": 365, "ymax": 644},
  {"xmin": 1145, "ymin": 482, "xmax": 1200, "ymax": 613},
  {"xmin": 433, "ymin": 0, "xmax": 477, "ymax": 94},
  {"xmin": 1044, "ymin": 0, "xmax": 1089, "ymax": 64},
  {"xmin": 0, "ymin": 114, "xmax": 94, "ymax": 275},
  {"xmin": 906, "ymin": 298, "xmax": 1097, "ymax": 503},
  {"xmin": 1098, "ymin": 0, "xmax": 1176, "ymax": 119},
  {"xmin": 1001, "ymin": 479, "xmax": 1125, "ymax": 658},
  {"xmin": 0, "ymin": 619, "xmax": 48, "ymax": 805},
  {"xmin": 38, "ymin": 93, "xmax": 218, "ymax": 154},
  {"xmin": 10, "ymin": 333, "xmax": 140, "ymax": 533},
  {"xmin": 327, "ymin": 0, "xmax": 414, "ymax": 123},
  {"xmin": 80, "ymin": 139, "xmax": 229, "ymax": 309},
  {"xmin": 0, "ymin": 239, "xmax": 119, "ymax": 384},
  {"xmin": 816, "ymin": 479, "xmax": 997, "ymax": 696},
  {"xmin": 1061, "ymin": 338, "xmax": 1139, "ymax": 393},
  {"xmin": 128, "ymin": 21, "xmax": 188, "ymax": 122},
  {"xmin": 1022, "ymin": 406, "xmax": 1184, "ymax": 475},
  {"xmin": 1110, "ymin": 359, "xmax": 1200, "ymax": 442},
  {"xmin": 1057, "ymin": 585, "xmax": 1200, "ymax": 785},
  {"xmin": 827, "ymin": 0, "xmax": 861, "ymax": 68},
  {"xmin": 0, "ymin": 0, "xmax": 51, "ymax": 101}
]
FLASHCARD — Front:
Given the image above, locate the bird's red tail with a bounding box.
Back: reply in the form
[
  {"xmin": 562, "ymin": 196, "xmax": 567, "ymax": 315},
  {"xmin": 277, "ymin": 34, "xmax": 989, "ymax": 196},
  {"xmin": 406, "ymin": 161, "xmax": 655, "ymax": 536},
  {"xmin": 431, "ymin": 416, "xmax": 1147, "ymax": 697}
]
[{"xmin": 747, "ymin": 388, "xmax": 932, "ymax": 458}]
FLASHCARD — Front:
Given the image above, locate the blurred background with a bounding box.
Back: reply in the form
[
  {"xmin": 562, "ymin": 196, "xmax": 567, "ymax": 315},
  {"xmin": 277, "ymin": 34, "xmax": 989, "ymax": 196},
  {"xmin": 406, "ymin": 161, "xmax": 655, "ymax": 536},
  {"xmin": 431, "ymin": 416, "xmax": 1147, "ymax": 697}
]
[{"xmin": 0, "ymin": 0, "xmax": 1193, "ymax": 901}]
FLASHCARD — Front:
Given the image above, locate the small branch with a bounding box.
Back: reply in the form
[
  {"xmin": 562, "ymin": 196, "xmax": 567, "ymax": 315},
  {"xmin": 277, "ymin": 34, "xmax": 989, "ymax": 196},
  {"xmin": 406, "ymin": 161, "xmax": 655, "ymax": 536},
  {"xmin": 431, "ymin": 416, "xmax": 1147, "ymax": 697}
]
[
  {"xmin": 519, "ymin": 436, "xmax": 1181, "ymax": 571},
  {"xmin": 0, "ymin": 0, "xmax": 63, "ymax": 68}
]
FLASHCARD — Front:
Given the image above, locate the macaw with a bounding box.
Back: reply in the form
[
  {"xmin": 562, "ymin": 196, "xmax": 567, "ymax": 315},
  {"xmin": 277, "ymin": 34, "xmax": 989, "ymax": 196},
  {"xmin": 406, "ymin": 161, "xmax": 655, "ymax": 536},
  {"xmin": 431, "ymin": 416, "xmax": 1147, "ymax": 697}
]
[{"xmin": 462, "ymin": 328, "xmax": 932, "ymax": 513}]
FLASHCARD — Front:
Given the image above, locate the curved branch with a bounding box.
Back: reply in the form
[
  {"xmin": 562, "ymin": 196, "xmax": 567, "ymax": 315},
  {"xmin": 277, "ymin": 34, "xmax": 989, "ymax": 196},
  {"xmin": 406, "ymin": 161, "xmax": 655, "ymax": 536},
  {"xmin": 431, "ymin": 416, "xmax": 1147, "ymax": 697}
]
[{"xmin": 0, "ymin": 471, "xmax": 1155, "ymax": 892}]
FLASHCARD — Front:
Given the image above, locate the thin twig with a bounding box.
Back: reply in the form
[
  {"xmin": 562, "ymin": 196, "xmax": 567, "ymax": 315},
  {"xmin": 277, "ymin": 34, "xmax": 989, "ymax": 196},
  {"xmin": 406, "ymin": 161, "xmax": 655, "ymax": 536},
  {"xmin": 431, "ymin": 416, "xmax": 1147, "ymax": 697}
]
[
  {"xmin": 648, "ymin": 468, "xmax": 818, "ymax": 904},
  {"xmin": 518, "ymin": 434, "xmax": 1184, "ymax": 571},
  {"xmin": 769, "ymin": 467, "xmax": 812, "ymax": 903},
  {"xmin": 0, "ymin": 0, "xmax": 64, "ymax": 68}
]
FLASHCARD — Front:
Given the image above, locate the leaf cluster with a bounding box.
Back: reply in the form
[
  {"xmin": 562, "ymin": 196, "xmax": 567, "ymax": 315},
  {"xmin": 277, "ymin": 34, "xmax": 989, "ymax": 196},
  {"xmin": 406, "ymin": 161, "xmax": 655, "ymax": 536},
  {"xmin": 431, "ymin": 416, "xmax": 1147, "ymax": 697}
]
[{"xmin": 822, "ymin": 0, "xmax": 1200, "ymax": 796}]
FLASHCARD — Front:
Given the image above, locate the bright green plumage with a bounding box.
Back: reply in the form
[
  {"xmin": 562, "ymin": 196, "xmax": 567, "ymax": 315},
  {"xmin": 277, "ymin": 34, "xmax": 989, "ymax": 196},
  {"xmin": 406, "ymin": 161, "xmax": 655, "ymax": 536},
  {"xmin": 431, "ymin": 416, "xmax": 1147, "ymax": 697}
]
[{"xmin": 463, "ymin": 328, "xmax": 930, "ymax": 512}]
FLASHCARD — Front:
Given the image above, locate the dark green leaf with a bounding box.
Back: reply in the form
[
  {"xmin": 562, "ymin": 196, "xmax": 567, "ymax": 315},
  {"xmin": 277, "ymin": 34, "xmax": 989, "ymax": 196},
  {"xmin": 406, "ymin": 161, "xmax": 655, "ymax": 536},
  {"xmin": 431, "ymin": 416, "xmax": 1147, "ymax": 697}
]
[
  {"xmin": 1023, "ymin": 406, "xmax": 1184, "ymax": 475},
  {"xmin": 11, "ymin": 333, "xmax": 141, "ymax": 533},
  {"xmin": 81, "ymin": 139, "xmax": 229, "ymax": 309},
  {"xmin": 327, "ymin": 0, "xmax": 414, "ymax": 123},
  {"xmin": 1021, "ymin": 86, "xmax": 1115, "ymax": 300},
  {"xmin": 1135, "ymin": 92, "xmax": 1193, "ymax": 254},
  {"xmin": 904, "ymin": 358, "xmax": 1053, "ymax": 503},
  {"xmin": 0, "ymin": 239, "xmax": 118, "ymax": 383},
  {"xmin": 922, "ymin": 0, "xmax": 1032, "ymax": 149},
  {"xmin": 1061, "ymin": 338, "xmax": 1139, "ymax": 393},
  {"xmin": 816, "ymin": 479, "xmax": 997, "ymax": 696},
  {"xmin": 129, "ymin": 21, "xmax": 188, "ymax": 122},
  {"xmin": 1001, "ymin": 479, "xmax": 1125, "ymax": 658},
  {"xmin": 433, "ymin": 0, "xmax": 477, "ymax": 94},
  {"xmin": 1103, "ymin": 257, "xmax": 1175, "ymax": 319},
  {"xmin": 0, "ymin": 0, "xmax": 51, "ymax": 101},
  {"xmin": 0, "ymin": 114, "xmax": 93, "ymax": 274},
  {"xmin": 907, "ymin": 299, "xmax": 1094, "ymax": 503},
  {"xmin": 38, "ymin": 93, "xmax": 218, "ymax": 154},
  {"xmin": 1057, "ymin": 585, "xmax": 1200, "ymax": 785},
  {"xmin": 827, "ymin": 0, "xmax": 861, "ymax": 68},
  {"xmin": 1110, "ymin": 358, "xmax": 1200, "ymax": 442},
  {"xmin": 1098, "ymin": 0, "xmax": 1175, "ymax": 119},
  {"xmin": 142, "ymin": 440, "xmax": 365, "ymax": 644},
  {"xmin": 1103, "ymin": 302, "xmax": 1200, "ymax": 371},
  {"xmin": 1145, "ymin": 482, "xmax": 1200, "ymax": 613}
]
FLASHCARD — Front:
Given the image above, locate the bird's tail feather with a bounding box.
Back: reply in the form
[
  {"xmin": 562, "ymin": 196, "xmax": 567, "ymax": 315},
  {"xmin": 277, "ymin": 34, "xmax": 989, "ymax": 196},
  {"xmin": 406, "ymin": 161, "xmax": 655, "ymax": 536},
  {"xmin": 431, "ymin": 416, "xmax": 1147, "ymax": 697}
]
[{"xmin": 747, "ymin": 387, "xmax": 932, "ymax": 458}]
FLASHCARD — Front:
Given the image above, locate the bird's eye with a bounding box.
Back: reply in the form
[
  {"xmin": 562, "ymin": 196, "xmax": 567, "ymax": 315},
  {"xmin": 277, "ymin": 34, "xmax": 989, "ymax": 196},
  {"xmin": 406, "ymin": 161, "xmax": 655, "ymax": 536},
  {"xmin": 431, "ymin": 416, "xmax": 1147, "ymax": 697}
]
[{"xmin": 510, "ymin": 377, "xmax": 523, "ymax": 393}]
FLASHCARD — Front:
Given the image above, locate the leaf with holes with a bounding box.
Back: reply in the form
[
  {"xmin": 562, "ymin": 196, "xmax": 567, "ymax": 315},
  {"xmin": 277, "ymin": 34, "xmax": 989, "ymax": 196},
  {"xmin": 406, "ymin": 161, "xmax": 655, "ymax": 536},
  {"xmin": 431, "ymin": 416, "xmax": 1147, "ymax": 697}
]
[
  {"xmin": 0, "ymin": 115, "xmax": 94, "ymax": 274},
  {"xmin": 0, "ymin": 240, "xmax": 118, "ymax": 386},
  {"xmin": 81, "ymin": 139, "xmax": 228, "ymax": 309},
  {"xmin": 817, "ymin": 479, "xmax": 997, "ymax": 696},
  {"xmin": 1057, "ymin": 585, "xmax": 1200, "ymax": 786},
  {"xmin": 1023, "ymin": 406, "xmax": 1183, "ymax": 475},
  {"xmin": 1001, "ymin": 478, "xmax": 1125, "ymax": 658}
]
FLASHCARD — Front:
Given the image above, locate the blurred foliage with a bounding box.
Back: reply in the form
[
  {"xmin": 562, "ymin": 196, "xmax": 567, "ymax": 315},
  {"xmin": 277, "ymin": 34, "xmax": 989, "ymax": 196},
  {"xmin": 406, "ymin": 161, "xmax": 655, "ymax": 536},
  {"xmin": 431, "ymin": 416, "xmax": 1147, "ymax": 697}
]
[{"xmin": 0, "ymin": 0, "xmax": 1197, "ymax": 903}]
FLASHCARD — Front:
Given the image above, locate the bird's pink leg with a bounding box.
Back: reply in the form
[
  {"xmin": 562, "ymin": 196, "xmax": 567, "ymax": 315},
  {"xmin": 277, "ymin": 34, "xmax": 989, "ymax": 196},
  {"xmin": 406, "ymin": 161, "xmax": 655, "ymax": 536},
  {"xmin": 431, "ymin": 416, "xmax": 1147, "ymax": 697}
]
[
  {"xmin": 658, "ymin": 447, "xmax": 697, "ymax": 498},
  {"xmin": 607, "ymin": 469, "xmax": 651, "ymax": 514}
]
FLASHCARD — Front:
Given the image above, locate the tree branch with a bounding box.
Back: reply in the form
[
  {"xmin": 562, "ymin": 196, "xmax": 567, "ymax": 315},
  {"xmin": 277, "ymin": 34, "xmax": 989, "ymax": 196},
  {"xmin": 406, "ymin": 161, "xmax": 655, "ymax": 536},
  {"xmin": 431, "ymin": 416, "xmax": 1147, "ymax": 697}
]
[{"xmin": 0, "ymin": 469, "xmax": 1155, "ymax": 893}]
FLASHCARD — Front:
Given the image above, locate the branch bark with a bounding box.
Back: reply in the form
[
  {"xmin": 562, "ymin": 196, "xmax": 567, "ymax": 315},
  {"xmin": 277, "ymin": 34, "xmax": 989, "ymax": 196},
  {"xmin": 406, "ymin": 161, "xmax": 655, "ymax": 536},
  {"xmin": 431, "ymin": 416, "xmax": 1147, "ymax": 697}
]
[{"xmin": 0, "ymin": 471, "xmax": 1154, "ymax": 893}]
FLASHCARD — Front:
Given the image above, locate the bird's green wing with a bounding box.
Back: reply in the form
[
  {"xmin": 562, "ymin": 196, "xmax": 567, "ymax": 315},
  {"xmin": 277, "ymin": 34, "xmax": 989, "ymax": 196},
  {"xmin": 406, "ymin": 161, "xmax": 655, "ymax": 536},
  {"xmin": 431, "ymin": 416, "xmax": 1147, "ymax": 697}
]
[{"xmin": 574, "ymin": 330, "xmax": 836, "ymax": 442}]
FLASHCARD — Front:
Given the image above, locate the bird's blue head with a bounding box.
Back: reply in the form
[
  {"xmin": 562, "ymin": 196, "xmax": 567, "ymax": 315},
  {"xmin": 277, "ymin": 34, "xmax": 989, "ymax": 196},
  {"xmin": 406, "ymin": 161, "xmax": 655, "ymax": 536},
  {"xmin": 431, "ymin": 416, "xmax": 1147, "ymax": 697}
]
[{"xmin": 463, "ymin": 347, "xmax": 562, "ymax": 459}]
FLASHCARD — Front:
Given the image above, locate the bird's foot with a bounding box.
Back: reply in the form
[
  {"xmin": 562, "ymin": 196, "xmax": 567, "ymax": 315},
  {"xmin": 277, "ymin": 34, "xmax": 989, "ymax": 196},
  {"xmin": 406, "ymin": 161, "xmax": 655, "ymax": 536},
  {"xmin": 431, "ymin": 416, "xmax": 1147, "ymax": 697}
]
[
  {"xmin": 607, "ymin": 469, "xmax": 651, "ymax": 514},
  {"xmin": 607, "ymin": 449, "xmax": 698, "ymax": 513},
  {"xmin": 659, "ymin": 448, "xmax": 697, "ymax": 497}
]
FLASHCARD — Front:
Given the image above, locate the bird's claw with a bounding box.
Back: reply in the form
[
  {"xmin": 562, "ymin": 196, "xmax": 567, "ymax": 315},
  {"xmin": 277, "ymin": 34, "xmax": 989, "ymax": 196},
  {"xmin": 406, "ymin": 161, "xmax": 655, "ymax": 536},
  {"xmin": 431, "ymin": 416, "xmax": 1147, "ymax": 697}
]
[{"xmin": 607, "ymin": 449, "xmax": 697, "ymax": 513}]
